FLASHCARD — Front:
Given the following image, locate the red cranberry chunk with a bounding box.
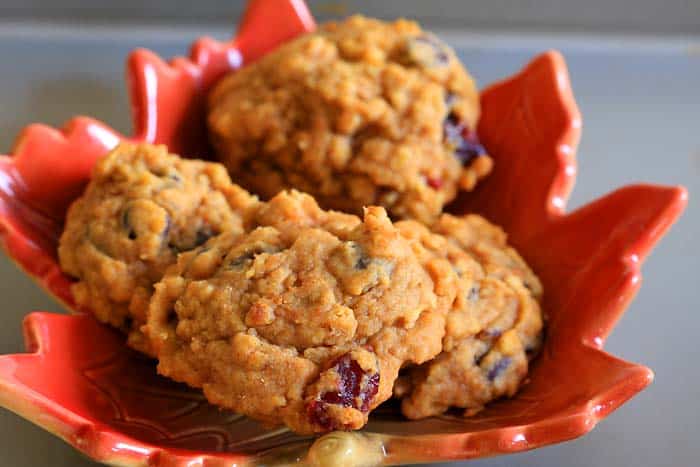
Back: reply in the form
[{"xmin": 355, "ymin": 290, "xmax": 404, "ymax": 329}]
[
  {"xmin": 426, "ymin": 177, "xmax": 443, "ymax": 190},
  {"xmin": 307, "ymin": 353, "xmax": 380, "ymax": 430},
  {"xmin": 308, "ymin": 400, "xmax": 335, "ymax": 431}
]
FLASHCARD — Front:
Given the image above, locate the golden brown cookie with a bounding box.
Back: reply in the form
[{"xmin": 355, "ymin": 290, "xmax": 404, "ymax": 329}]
[
  {"xmin": 145, "ymin": 190, "xmax": 455, "ymax": 434},
  {"xmin": 208, "ymin": 15, "xmax": 493, "ymax": 222},
  {"xmin": 393, "ymin": 214, "xmax": 544, "ymax": 418},
  {"xmin": 58, "ymin": 143, "xmax": 257, "ymax": 353}
]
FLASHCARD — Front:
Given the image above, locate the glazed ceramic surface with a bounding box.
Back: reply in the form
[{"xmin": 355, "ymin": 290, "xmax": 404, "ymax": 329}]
[{"xmin": 0, "ymin": 0, "xmax": 687, "ymax": 465}]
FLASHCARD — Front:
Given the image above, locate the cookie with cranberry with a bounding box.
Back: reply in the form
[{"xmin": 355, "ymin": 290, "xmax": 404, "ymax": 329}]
[
  {"xmin": 208, "ymin": 15, "xmax": 492, "ymax": 222},
  {"xmin": 145, "ymin": 190, "xmax": 454, "ymax": 433}
]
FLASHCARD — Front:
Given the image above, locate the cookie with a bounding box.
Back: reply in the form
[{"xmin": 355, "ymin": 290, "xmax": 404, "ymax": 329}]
[
  {"xmin": 145, "ymin": 190, "xmax": 455, "ymax": 433},
  {"xmin": 393, "ymin": 214, "xmax": 544, "ymax": 418},
  {"xmin": 58, "ymin": 143, "xmax": 257, "ymax": 353},
  {"xmin": 208, "ymin": 15, "xmax": 493, "ymax": 222}
]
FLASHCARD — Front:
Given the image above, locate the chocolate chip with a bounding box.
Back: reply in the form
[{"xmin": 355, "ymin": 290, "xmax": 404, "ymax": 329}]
[{"xmin": 487, "ymin": 357, "xmax": 512, "ymax": 381}]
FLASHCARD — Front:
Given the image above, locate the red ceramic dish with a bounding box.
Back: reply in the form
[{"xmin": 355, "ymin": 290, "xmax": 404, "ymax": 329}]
[{"xmin": 0, "ymin": 0, "xmax": 688, "ymax": 465}]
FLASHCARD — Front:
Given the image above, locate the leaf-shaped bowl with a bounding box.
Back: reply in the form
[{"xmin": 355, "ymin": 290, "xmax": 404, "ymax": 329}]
[{"xmin": 0, "ymin": 0, "xmax": 687, "ymax": 465}]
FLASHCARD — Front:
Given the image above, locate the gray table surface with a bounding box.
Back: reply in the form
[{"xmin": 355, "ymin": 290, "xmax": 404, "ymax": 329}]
[{"xmin": 0, "ymin": 22, "xmax": 698, "ymax": 467}]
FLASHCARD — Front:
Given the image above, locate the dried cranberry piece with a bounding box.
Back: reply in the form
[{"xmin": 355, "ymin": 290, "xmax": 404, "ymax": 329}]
[
  {"xmin": 322, "ymin": 354, "xmax": 379, "ymax": 411},
  {"xmin": 426, "ymin": 177, "xmax": 443, "ymax": 190},
  {"xmin": 443, "ymin": 113, "xmax": 487, "ymax": 165},
  {"xmin": 307, "ymin": 353, "xmax": 380, "ymax": 430},
  {"xmin": 308, "ymin": 400, "xmax": 335, "ymax": 431}
]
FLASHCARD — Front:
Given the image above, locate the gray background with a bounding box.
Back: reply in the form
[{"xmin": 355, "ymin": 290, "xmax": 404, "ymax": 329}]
[
  {"xmin": 1, "ymin": 0, "xmax": 699, "ymax": 34},
  {"xmin": 0, "ymin": 1, "xmax": 699, "ymax": 466}
]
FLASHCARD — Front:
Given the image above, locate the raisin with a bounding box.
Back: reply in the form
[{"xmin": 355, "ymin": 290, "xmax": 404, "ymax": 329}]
[
  {"xmin": 444, "ymin": 113, "xmax": 487, "ymax": 165},
  {"xmin": 121, "ymin": 208, "xmax": 136, "ymax": 240},
  {"xmin": 147, "ymin": 166, "xmax": 181, "ymax": 183},
  {"xmin": 229, "ymin": 251, "xmax": 256, "ymax": 269},
  {"xmin": 349, "ymin": 242, "xmax": 371, "ymax": 270},
  {"xmin": 478, "ymin": 328, "xmax": 503, "ymax": 340},
  {"xmin": 474, "ymin": 349, "xmax": 488, "ymax": 366},
  {"xmin": 487, "ymin": 357, "xmax": 512, "ymax": 381},
  {"xmin": 123, "ymin": 206, "xmax": 170, "ymax": 242},
  {"xmin": 445, "ymin": 91, "xmax": 458, "ymax": 110},
  {"xmin": 405, "ymin": 34, "xmax": 450, "ymax": 67},
  {"xmin": 161, "ymin": 214, "xmax": 172, "ymax": 239},
  {"xmin": 229, "ymin": 246, "xmax": 279, "ymax": 269},
  {"xmin": 168, "ymin": 226, "xmax": 215, "ymax": 253},
  {"xmin": 193, "ymin": 228, "xmax": 213, "ymax": 247}
]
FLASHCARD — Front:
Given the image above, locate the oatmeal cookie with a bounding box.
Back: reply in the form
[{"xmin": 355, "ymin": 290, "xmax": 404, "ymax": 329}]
[
  {"xmin": 58, "ymin": 143, "xmax": 257, "ymax": 352},
  {"xmin": 208, "ymin": 15, "xmax": 492, "ymax": 222},
  {"xmin": 145, "ymin": 190, "xmax": 455, "ymax": 433},
  {"xmin": 393, "ymin": 214, "xmax": 544, "ymax": 418}
]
